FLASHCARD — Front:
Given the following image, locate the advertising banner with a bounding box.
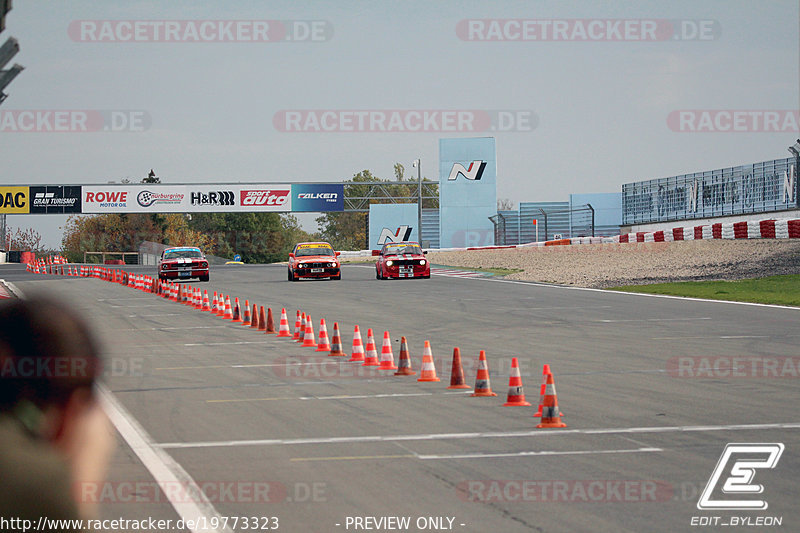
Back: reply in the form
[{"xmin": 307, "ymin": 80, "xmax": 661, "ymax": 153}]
[
  {"xmin": 291, "ymin": 184, "xmax": 344, "ymax": 212},
  {"xmin": 29, "ymin": 186, "xmax": 82, "ymax": 214},
  {"xmin": 82, "ymin": 184, "xmax": 293, "ymax": 213},
  {"xmin": 369, "ymin": 203, "xmax": 419, "ymax": 248},
  {"xmin": 0, "ymin": 186, "xmax": 30, "ymax": 214},
  {"xmin": 439, "ymin": 137, "xmax": 497, "ymax": 248}
]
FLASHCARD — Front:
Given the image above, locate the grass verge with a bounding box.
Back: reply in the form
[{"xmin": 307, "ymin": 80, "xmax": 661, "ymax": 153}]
[{"xmin": 609, "ymin": 274, "xmax": 800, "ymax": 307}]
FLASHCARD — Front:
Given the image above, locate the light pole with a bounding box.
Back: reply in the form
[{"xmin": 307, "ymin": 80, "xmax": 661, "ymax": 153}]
[
  {"xmin": 789, "ymin": 139, "xmax": 800, "ymax": 206},
  {"xmin": 413, "ymin": 159, "xmax": 422, "ymax": 245}
]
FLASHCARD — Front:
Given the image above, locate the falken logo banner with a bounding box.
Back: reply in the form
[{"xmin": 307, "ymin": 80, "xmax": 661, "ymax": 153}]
[
  {"xmin": 30, "ymin": 186, "xmax": 82, "ymax": 214},
  {"xmin": 190, "ymin": 190, "xmax": 235, "ymax": 206},
  {"xmin": 291, "ymin": 184, "xmax": 344, "ymax": 212},
  {"xmin": 447, "ymin": 160, "xmax": 487, "ymax": 181},
  {"xmin": 377, "ymin": 225, "xmax": 413, "ymax": 245}
]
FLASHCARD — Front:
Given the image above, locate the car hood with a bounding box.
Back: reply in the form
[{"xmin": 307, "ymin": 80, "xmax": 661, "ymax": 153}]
[
  {"xmin": 383, "ymin": 254, "xmax": 424, "ymax": 259},
  {"xmin": 294, "ymin": 255, "xmax": 338, "ymax": 262}
]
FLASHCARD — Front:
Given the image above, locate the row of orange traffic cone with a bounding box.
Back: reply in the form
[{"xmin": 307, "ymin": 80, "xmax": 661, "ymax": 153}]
[{"xmin": 43, "ymin": 265, "xmax": 566, "ymax": 428}]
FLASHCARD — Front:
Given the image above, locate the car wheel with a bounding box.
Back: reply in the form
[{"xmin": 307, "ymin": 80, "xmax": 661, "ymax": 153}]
[
  {"xmin": 332, "ymin": 273, "xmax": 341, "ymax": 280},
  {"xmin": 200, "ymin": 275, "xmax": 209, "ymax": 282},
  {"xmin": 288, "ymin": 269, "xmax": 295, "ymax": 281}
]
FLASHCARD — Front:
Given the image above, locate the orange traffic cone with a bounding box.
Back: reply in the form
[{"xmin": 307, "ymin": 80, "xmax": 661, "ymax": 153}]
[
  {"xmin": 210, "ymin": 291, "xmax": 218, "ymax": 312},
  {"xmin": 222, "ymin": 296, "xmax": 234, "ymax": 320},
  {"xmin": 328, "ymin": 322, "xmax": 346, "ymax": 356},
  {"xmin": 277, "ymin": 308, "xmax": 292, "ymax": 337},
  {"xmin": 533, "ymin": 364, "xmax": 563, "ymax": 417},
  {"xmin": 361, "ymin": 328, "xmax": 379, "ymax": 366},
  {"xmin": 503, "ymin": 357, "xmax": 531, "ymax": 406},
  {"xmin": 193, "ymin": 287, "xmax": 201, "ymax": 308},
  {"xmin": 293, "ymin": 311, "xmax": 302, "ymax": 340},
  {"xmin": 241, "ymin": 300, "xmax": 252, "ymax": 326},
  {"xmin": 417, "ymin": 341, "xmax": 440, "ymax": 382},
  {"xmin": 265, "ymin": 308, "xmax": 276, "ymax": 334},
  {"xmin": 250, "ymin": 304, "xmax": 260, "ymax": 329},
  {"xmin": 216, "ymin": 293, "xmax": 226, "ymax": 317},
  {"xmin": 171, "ymin": 284, "xmax": 179, "ymax": 302},
  {"xmin": 315, "ymin": 319, "xmax": 331, "ymax": 351},
  {"xmin": 536, "ymin": 373, "xmax": 567, "ymax": 428},
  {"xmin": 201, "ymin": 290, "xmax": 211, "ymax": 311},
  {"xmin": 394, "ymin": 336, "xmax": 415, "ymax": 376},
  {"xmin": 297, "ymin": 313, "xmax": 307, "ymax": 343},
  {"xmin": 349, "ymin": 325, "xmax": 365, "ymax": 362},
  {"xmin": 258, "ymin": 306, "xmax": 267, "ymax": 331},
  {"xmin": 447, "ymin": 347, "xmax": 471, "ymax": 389},
  {"xmin": 302, "ymin": 315, "xmax": 317, "ymax": 347},
  {"xmin": 232, "ymin": 297, "xmax": 243, "ymax": 322},
  {"xmin": 378, "ymin": 331, "xmax": 397, "ymax": 370},
  {"xmin": 471, "ymin": 350, "xmax": 497, "ymax": 397}
]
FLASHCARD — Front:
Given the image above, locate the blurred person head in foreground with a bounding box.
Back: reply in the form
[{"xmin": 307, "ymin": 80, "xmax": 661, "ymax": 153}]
[{"xmin": 0, "ymin": 295, "xmax": 115, "ymax": 523}]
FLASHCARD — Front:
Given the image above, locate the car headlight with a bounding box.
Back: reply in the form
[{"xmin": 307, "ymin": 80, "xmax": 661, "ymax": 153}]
[
  {"xmin": 386, "ymin": 260, "xmax": 394, "ymax": 266},
  {"xmin": 298, "ymin": 263, "xmax": 305, "ymax": 268},
  {"xmin": 419, "ymin": 259, "xmax": 426, "ymax": 266},
  {"xmin": 329, "ymin": 262, "xmax": 336, "ymax": 267}
]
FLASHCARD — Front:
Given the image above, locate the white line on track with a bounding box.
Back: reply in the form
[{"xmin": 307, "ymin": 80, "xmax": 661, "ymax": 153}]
[
  {"xmin": 206, "ymin": 391, "xmax": 473, "ymax": 403},
  {"xmin": 128, "ymin": 313, "xmax": 183, "ymax": 318},
  {"xmin": 596, "ymin": 317, "xmax": 712, "ymax": 323},
  {"xmin": 156, "ymin": 421, "xmax": 800, "ymax": 450},
  {"xmin": 416, "ymin": 446, "xmax": 663, "ymax": 461},
  {"xmin": 98, "ymin": 385, "xmax": 232, "ymax": 533}
]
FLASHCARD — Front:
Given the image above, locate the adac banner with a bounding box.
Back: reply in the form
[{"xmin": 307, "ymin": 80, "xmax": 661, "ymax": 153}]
[
  {"xmin": 291, "ymin": 184, "xmax": 344, "ymax": 212},
  {"xmin": 82, "ymin": 184, "xmax": 293, "ymax": 213},
  {"xmin": 30, "ymin": 186, "xmax": 82, "ymax": 214},
  {"xmin": 0, "ymin": 187, "xmax": 30, "ymax": 214}
]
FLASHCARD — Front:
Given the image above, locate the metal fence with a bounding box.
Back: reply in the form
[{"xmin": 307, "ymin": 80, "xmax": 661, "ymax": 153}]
[
  {"xmin": 490, "ymin": 203, "xmax": 597, "ymax": 244},
  {"xmin": 623, "ymin": 157, "xmax": 798, "ymax": 225}
]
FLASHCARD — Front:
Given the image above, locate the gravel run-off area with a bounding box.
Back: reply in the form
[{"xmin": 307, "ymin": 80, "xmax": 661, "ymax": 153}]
[{"xmin": 424, "ymin": 240, "xmax": 800, "ymax": 288}]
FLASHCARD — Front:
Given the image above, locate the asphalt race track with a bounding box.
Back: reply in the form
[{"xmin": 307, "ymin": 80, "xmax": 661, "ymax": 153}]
[{"xmin": 3, "ymin": 262, "xmax": 799, "ymax": 532}]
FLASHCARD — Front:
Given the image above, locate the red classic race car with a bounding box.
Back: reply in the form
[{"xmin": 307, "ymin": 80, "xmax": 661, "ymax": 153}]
[
  {"xmin": 288, "ymin": 242, "xmax": 341, "ymax": 281},
  {"xmin": 375, "ymin": 242, "xmax": 430, "ymax": 279},
  {"xmin": 158, "ymin": 246, "xmax": 209, "ymax": 282}
]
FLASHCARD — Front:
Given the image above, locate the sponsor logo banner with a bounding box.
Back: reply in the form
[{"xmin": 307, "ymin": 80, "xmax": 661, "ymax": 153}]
[
  {"xmin": 291, "ymin": 184, "xmax": 344, "ymax": 212},
  {"xmin": 29, "ymin": 186, "xmax": 82, "ymax": 214},
  {"xmin": 0, "ymin": 187, "xmax": 30, "ymax": 214},
  {"xmin": 83, "ymin": 184, "xmax": 294, "ymax": 213},
  {"xmin": 240, "ymin": 189, "xmax": 290, "ymax": 209}
]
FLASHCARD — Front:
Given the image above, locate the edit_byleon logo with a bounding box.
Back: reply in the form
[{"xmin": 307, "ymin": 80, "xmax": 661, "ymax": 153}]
[{"xmin": 697, "ymin": 443, "xmax": 784, "ymax": 511}]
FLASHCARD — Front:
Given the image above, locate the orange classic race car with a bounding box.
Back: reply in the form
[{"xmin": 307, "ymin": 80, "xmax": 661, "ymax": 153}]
[
  {"xmin": 288, "ymin": 242, "xmax": 341, "ymax": 281},
  {"xmin": 375, "ymin": 241, "xmax": 430, "ymax": 279}
]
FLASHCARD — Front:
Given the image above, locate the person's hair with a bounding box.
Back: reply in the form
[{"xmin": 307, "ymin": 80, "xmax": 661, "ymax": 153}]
[{"xmin": 0, "ymin": 296, "xmax": 102, "ymax": 411}]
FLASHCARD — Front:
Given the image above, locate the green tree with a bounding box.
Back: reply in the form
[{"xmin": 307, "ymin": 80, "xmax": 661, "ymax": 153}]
[{"xmin": 315, "ymin": 166, "xmax": 438, "ymax": 250}]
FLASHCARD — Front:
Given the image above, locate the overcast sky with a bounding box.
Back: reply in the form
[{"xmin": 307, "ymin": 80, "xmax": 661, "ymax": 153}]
[{"xmin": 2, "ymin": 0, "xmax": 798, "ymax": 247}]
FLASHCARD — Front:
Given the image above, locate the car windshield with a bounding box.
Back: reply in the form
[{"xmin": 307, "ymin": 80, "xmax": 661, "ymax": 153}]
[
  {"xmin": 384, "ymin": 245, "xmax": 422, "ymax": 255},
  {"xmin": 295, "ymin": 246, "xmax": 334, "ymax": 257},
  {"xmin": 164, "ymin": 249, "xmax": 202, "ymax": 260}
]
